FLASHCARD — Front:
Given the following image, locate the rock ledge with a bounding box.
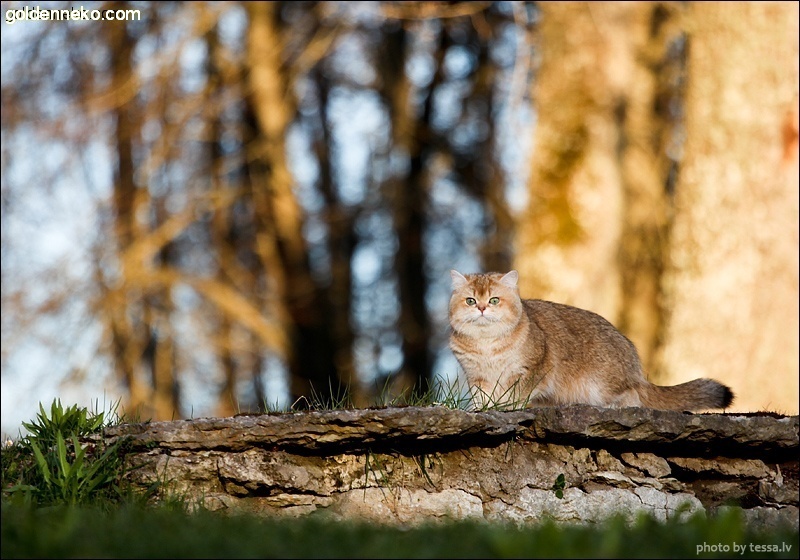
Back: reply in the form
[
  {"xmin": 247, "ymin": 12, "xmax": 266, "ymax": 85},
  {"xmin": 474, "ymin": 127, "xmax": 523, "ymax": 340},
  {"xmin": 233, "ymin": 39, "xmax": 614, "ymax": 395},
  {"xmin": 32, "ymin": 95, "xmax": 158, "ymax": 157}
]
[{"xmin": 105, "ymin": 405, "xmax": 799, "ymax": 528}]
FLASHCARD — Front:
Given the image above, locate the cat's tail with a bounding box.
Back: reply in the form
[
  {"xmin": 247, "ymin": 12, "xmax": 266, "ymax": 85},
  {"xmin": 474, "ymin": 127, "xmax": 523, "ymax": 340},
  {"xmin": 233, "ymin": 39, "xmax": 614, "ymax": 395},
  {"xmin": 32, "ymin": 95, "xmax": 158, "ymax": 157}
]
[{"xmin": 638, "ymin": 379, "xmax": 734, "ymax": 411}]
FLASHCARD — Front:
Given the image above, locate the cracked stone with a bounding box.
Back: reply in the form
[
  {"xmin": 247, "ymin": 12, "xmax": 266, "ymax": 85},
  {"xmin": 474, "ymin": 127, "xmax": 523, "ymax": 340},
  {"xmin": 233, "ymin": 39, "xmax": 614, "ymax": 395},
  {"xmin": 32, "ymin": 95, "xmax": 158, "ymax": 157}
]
[
  {"xmin": 109, "ymin": 405, "xmax": 797, "ymax": 528},
  {"xmin": 621, "ymin": 452, "xmax": 671, "ymax": 478}
]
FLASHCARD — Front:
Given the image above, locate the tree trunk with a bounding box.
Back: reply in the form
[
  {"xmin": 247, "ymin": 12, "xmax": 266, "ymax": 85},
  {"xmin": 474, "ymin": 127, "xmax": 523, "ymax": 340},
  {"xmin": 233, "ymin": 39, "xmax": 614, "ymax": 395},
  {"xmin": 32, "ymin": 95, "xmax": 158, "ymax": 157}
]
[
  {"xmin": 312, "ymin": 67, "xmax": 362, "ymax": 405},
  {"xmin": 659, "ymin": 2, "xmax": 800, "ymax": 413},
  {"xmin": 245, "ymin": 2, "xmax": 341, "ymax": 406},
  {"xmin": 105, "ymin": 19, "xmax": 155, "ymax": 419},
  {"xmin": 382, "ymin": 25, "xmax": 436, "ymax": 396},
  {"xmin": 514, "ymin": 2, "xmax": 677, "ymax": 374},
  {"xmin": 205, "ymin": 22, "xmax": 241, "ymax": 418}
]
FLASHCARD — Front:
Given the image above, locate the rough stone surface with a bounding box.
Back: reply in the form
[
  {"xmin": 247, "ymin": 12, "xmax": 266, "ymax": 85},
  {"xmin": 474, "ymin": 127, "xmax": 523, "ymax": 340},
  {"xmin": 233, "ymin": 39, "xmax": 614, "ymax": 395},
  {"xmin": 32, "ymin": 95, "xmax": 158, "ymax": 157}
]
[{"xmin": 103, "ymin": 405, "xmax": 799, "ymax": 529}]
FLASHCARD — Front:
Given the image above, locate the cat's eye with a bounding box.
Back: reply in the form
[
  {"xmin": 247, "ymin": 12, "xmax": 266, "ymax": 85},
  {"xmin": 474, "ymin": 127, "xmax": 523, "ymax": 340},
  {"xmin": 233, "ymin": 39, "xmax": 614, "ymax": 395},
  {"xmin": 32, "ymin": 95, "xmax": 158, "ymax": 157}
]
[
  {"xmin": 489, "ymin": 297, "xmax": 500, "ymax": 305},
  {"xmin": 465, "ymin": 297, "xmax": 477, "ymax": 306}
]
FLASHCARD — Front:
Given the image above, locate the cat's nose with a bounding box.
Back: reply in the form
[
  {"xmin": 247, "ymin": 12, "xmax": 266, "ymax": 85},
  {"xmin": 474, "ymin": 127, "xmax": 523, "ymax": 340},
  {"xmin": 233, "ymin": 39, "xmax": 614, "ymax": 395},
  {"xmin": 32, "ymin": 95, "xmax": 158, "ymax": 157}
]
[{"xmin": 477, "ymin": 304, "xmax": 486, "ymax": 312}]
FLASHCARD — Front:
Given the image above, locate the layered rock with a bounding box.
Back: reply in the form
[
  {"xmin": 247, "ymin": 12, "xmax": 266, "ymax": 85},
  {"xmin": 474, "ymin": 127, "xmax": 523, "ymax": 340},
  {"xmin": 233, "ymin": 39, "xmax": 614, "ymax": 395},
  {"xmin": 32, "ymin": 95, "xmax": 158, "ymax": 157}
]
[{"xmin": 104, "ymin": 405, "xmax": 798, "ymax": 529}]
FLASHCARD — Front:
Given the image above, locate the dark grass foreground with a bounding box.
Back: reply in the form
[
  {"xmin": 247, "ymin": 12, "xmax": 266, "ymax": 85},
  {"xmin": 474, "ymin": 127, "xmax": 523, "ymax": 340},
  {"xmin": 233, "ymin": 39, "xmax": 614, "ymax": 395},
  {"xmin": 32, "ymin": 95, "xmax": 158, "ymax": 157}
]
[{"xmin": 2, "ymin": 502, "xmax": 797, "ymax": 559}]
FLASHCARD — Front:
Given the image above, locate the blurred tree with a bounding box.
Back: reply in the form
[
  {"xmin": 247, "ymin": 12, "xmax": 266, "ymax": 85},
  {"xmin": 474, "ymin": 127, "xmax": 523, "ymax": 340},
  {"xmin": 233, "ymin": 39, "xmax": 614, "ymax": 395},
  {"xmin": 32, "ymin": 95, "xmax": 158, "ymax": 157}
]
[
  {"xmin": 308, "ymin": 64, "xmax": 360, "ymax": 407},
  {"xmin": 2, "ymin": 3, "xmax": 293, "ymax": 422},
  {"xmin": 514, "ymin": 1, "xmax": 681, "ymax": 375},
  {"xmin": 2, "ymin": 2, "xmax": 670, "ymax": 419},
  {"xmin": 244, "ymin": 1, "xmax": 344, "ymax": 407},
  {"xmin": 204, "ymin": 13, "xmax": 269, "ymax": 418},
  {"xmin": 659, "ymin": 2, "xmax": 799, "ymax": 413},
  {"xmin": 103, "ymin": 9, "xmax": 157, "ymax": 418},
  {"xmin": 378, "ymin": 21, "xmax": 435, "ymax": 397}
]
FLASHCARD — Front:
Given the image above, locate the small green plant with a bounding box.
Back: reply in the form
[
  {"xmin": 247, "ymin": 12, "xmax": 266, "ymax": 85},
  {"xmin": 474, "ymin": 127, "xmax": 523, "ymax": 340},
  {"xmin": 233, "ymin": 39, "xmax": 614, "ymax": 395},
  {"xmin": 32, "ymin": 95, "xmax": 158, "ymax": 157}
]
[
  {"xmin": 291, "ymin": 380, "xmax": 355, "ymax": 411},
  {"xmin": 28, "ymin": 431, "xmax": 123, "ymax": 506},
  {"xmin": 1, "ymin": 399, "xmax": 131, "ymax": 508},
  {"xmin": 412, "ymin": 453, "xmax": 438, "ymax": 487},
  {"xmin": 375, "ymin": 376, "xmax": 472, "ymax": 409},
  {"xmin": 262, "ymin": 398, "xmax": 289, "ymax": 413},
  {"xmin": 552, "ymin": 473, "xmax": 566, "ymax": 499},
  {"xmin": 260, "ymin": 374, "xmax": 538, "ymax": 414},
  {"xmin": 22, "ymin": 399, "xmax": 114, "ymax": 446},
  {"xmin": 374, "ymin": 375, "xmax": 531, "ymax": 411},
  {"xmin": 362, "ymin": 449, "xmax": 392, "ymax": 501},
  {"xmin": 378, "ymin": 374, "xmax": 538, "ymax": 412},
  {"xmin": 461, "ymin": 376, "xmax": 538, "ymax": 412}
]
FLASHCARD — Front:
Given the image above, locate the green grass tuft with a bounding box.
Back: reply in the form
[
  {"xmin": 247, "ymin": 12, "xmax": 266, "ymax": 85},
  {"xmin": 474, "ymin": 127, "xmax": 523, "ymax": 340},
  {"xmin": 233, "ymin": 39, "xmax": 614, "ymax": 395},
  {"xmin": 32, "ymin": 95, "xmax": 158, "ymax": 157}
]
[{"xmin": 1, "ymin": 398, "xmax": 139, "ymax": 509}]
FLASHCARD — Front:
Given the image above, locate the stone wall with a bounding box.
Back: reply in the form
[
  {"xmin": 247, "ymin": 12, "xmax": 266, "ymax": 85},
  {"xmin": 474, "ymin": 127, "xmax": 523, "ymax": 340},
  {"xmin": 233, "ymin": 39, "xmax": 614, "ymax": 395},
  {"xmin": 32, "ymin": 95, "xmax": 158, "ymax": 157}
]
[{"xmin": 104, "ymin": 405, "xmax": 798, "ymax": 529}]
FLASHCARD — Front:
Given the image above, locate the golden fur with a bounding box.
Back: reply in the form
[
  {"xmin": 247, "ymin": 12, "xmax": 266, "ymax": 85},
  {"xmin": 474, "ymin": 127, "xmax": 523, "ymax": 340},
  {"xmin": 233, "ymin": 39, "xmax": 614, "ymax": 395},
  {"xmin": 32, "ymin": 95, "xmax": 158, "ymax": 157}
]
[{"xmin": 448, "ymin": 270, "xmax": 734, "ymax": 411}]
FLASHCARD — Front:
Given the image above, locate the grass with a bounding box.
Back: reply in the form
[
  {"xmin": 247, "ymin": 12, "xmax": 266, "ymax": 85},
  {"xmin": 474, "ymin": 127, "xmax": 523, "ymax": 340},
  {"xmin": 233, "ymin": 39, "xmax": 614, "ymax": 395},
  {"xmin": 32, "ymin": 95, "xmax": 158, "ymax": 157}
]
[
  {"xmin": 2, "ymin": 397, "xmax": 798, "ymax": 559},
  {"xmin": 281, "ymin": 375, "xmax": 536, "ymax": 413},
  {"xmin": 2, "ymin": 501, "xmax": 797, "ymax": 559},
  {"xmin": 1, "ymin": 399, "xmax": 141, "ymax": 509}
]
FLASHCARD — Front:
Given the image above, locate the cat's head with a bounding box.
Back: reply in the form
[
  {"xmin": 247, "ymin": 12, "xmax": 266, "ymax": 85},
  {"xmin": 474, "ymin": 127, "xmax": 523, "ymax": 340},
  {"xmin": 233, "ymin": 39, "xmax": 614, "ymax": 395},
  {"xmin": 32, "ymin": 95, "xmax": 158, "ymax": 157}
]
[{"xmin": 449, "ymin": 270, "xmax": 523, "ymax": 336}]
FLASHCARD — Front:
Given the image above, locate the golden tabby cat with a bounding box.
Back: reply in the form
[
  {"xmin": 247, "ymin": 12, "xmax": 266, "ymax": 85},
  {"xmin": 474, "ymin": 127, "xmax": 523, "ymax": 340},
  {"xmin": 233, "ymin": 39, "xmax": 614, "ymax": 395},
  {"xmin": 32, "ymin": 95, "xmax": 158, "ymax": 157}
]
[{"xmin": 448, "ymin": 270, "xmax": 734, "ymax": 411}]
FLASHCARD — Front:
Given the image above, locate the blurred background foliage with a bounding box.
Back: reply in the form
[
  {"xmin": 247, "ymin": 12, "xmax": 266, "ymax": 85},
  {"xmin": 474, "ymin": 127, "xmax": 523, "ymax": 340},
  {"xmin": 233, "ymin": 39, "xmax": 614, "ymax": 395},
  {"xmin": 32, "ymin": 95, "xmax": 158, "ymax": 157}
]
[{"xmin": 1, "ymin": 1, "xmax": 798, "ymax": 429}]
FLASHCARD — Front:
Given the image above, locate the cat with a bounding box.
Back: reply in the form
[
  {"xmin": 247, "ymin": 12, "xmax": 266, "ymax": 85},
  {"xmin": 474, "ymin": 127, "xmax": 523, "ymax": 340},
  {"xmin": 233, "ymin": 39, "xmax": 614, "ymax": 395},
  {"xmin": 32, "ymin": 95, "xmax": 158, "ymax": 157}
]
[{"xmin": 448, "ymin": 269, "xmax": 734, "ymax": 411}]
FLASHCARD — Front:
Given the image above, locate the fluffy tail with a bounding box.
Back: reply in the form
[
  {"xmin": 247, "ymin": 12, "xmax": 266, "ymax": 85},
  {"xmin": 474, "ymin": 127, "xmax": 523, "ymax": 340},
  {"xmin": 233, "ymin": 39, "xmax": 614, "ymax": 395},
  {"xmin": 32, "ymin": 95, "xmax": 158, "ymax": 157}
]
[{"xmin": 638, "ymin": 379, "xmax": 734, "ymax": 411}]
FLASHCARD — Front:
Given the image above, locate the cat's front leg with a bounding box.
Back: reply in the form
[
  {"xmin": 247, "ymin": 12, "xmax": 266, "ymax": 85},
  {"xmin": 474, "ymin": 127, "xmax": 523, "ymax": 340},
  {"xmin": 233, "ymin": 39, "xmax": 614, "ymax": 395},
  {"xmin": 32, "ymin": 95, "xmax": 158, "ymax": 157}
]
[
  {"xmin": 525, "ymin": 395, "xmax": 559, "ymax": 408},
  {"xmin": 466, "ymin": 379, "xmax": 494, "ymax": 411}
]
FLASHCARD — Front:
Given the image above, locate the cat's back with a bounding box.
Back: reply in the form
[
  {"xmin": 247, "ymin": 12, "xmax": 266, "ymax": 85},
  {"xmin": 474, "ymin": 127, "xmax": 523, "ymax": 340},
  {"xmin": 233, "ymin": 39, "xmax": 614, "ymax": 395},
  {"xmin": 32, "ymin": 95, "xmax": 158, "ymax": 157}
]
[{"xmin": 521, "ymin": 298, "xmax": 636, "ymax": 351}]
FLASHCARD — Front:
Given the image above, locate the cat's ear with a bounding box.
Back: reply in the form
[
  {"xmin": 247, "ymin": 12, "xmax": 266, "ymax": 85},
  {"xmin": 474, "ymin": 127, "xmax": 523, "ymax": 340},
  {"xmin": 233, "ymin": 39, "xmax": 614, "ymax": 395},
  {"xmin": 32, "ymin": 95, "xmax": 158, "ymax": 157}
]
[
  {"xmin": 450, "ymin": 270, "xmax": 468, "ymax": 289},
  {"xmin": 500, "ymin": 270, "xmax": 519, "ymax": 288}
]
